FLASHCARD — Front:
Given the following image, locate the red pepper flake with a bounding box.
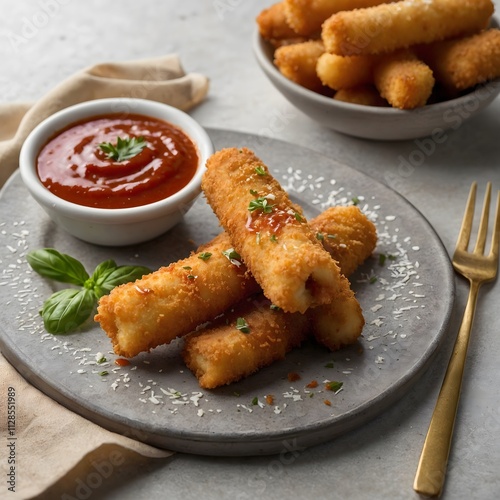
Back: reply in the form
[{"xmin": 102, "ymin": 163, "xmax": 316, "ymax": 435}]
[
  {"xmin": 265, "ymin": 394, "xmax": 274, "ymax": 405},
  {"xmin": 306, "ymin": 380, "xmax": 318, "ymax": 388},
  {"xmin": 287, "ymin": 372, "xmax": 301, "ymax": 382},
  {"xmin": 115, "ymin": 358, "xmax": 130, "ymax": 367},
  {"xmin": 324, "ymin": 400, "xmax": 332, "ymax": 406}
]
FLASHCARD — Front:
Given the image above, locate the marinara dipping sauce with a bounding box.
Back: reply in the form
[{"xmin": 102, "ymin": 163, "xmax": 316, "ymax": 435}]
[{"xmin": 36, "ymin": 113, "xmax": 199, "ymax": 209}]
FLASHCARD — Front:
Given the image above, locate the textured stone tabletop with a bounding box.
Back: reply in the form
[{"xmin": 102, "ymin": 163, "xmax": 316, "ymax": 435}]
[{"xmin": 1, "ymin": 1, "xmax": 499, "ymax": 499}]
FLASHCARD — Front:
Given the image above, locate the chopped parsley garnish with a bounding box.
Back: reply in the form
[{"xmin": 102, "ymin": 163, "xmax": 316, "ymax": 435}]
[
  {"xmin": 317, "ymin": 232, "xmax": 337, "ymax": 240},
  {"xmin": 379, "ymin": 253, "xmax": 397, "ymax": 266},
  {"xmin": 255, "ymin": 166, "xmax": 267, "ymax": 176},
  {"xmin": 96, "ymin": 356, "xmax": 107, "ymax": 364},
  {"xmin": 251, "ymin": 397, "xmax": 259, "ymax": 405},
  {"xmin": 326, "ymin": 381, "xmax": 343, "ymax": 392},
  {"xmin": 98, "ymin": 371, "xmax": 109, "ymax": 376},
  {"xmin": 187, "ymin": 274, "xmax": 196, "ymax": 280},
  {"xmin": 270, "ymin": 304, "xmax": 281, "ymax": 311},
  {"xmin": 236, "ymin": 317, "xmax": 250, "ymax": 333},
  {"xmin": 325, "ymin": 362, "xmax": 334, "ymax": 368},
  {"xmin": 294, "ymin": 212, "xmax": 305, "ymax": 222},
  {"xmin": 369, "ymin": 276, "xmax": 378, "ymax": 284},
  {"xmin": 351, "ymin": 196, "xmax": 360, "ymax": 206},
  {"xmin": 222, "ymin": 248, "xmax": 242, "ymax": 266},
  {"xmin": 248, "ymin": 197, "xmax": 275, "ymax": 214},
  {"xmin": 270, "ymin": 234, "xmax": 278, "ymax": 243},
  {"xmin": 198, "ymin": 252, "xmax": 212, "ymax": 261},
  {"xmin": 250, "ymin": 189, "xmax": 259, "ymax": 196},
  {"xmin": 99, "ymin": 136, "xmax": 146, "ymax": 162},
  {"xmin": 183, "ymin": 266, "xmax": 192, "ymax": 270}
]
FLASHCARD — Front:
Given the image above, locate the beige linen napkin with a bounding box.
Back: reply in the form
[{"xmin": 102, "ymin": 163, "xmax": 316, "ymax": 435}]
[{"xmin": 0, "ymin": 54, "xmax": 209, "ymax": 499}]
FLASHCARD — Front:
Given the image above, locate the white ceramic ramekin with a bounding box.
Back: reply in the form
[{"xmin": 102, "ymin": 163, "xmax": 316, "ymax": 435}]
[{"xmin": 19, "ymin": 98, "xmax": 213, "ymax": 246}]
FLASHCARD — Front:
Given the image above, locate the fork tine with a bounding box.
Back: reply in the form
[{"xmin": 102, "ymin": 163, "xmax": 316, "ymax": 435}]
[
  {"xmin": 456, "ymin": 182, "xmax": 477, "ymax": 252},
  {"xmin": 473, "ymin": 182, "xmax": 491, "ymax": 254},
  {"xmin": 489, "ymin": 189, "xmax": 500, "ymax": 262}
]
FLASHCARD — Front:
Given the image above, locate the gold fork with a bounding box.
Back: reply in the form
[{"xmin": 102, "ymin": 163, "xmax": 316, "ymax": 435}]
[{"xmin": 413, "ymin": 182, "xmax": 500, "ymax": 497}]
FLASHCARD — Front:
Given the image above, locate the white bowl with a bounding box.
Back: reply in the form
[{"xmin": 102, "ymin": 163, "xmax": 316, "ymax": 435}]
[
  {"xmin": 19, "ymin": 98, "xmax": 214, "ymax": 246},
  {"xmin": 253, "ymin": 30, "xmax": 500, "ymax": 141}
]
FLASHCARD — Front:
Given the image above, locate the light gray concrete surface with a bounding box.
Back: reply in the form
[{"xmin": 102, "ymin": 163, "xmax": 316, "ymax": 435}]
[{"xmin": 1, "ymin": 1, "xmax": 500, "ymax": 499}]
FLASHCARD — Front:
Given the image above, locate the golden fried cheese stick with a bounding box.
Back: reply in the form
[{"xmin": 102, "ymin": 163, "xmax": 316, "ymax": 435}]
[
  {"xmin": 202, "ymin": 147, "xmax": 343, "ymax": 314},
  {"xmin": 96, "ymin": 232, "xmax": 260, "ymax": 358},
  {"xmin": 257, "ymin": 1, "xmax": 300, "ymax": 41},
  {"xmin": 182, "ymin": 295, "xmax": 309, "ymax": 389},
  {"xmin": 274, "ymin": 40, "xmax": 326, "ymax": 92},
  {"xmin": 96, "ymin": 205, "xmax": 375, "ymax": 357},
  {"xmin": 313, "ymin": 205, "xmax": 377, "ymax": 276},
  {"xmin": 316, "ymin": 53, "xmax": 377, "ymax": 90},
  {"xmin": 284, "ymin": 0, "xmax": 393, "ymax": 37},
  {"xmin": 309, "ymin": 274, "xmax": 363, "ymax": 351},
  {"xmin": 183, "ymin": 275, "xmax": 364, "ymax": 389},
  {"xmin": 334, "ymin": 86, "xmax": 387, "ymax": 106},
  {"xmin": 419, "ymin": 29, "xmax": 500, "ymax": 90},
  {"xmin": 373, "ymin": 50, "xmax": 435, "ymax": 109},
  {"xmin": 322, "ymin": 0, "xmax": 494, "ymax": 56},
  {"xmin": 183, "ymin": 210, "xmax": 374, "ymax": 389}
]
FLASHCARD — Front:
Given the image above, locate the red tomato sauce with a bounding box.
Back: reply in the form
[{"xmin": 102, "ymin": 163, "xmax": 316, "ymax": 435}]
[
  {"xmin": 247, "ymin": 206, "xmax": 301, "ymax": 234},
  {"xmin": 37, "ymin": 113, "xmax": 199, "ymax": 209}
]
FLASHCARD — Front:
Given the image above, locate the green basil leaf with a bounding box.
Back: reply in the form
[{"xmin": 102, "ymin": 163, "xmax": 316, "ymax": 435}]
[
  {"xmin": 40, "ymin": 288, "xmax": 96, "ymax": 334},
  {"xmin": 27, "ymin": 248, "xmax": 89, "ymax": 286},
  {"xmin": 92, "ymin": 259, "xmax": 118, "ymax": 282},
  {"xmin": 94, "ymin": 265, "xmax": 150, "ymax": 298}
]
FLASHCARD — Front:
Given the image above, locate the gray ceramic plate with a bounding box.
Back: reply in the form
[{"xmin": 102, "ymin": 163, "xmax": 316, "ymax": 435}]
[{"xmin": 0, "ymin": 129, "xmax": 454, "ymax": 456}]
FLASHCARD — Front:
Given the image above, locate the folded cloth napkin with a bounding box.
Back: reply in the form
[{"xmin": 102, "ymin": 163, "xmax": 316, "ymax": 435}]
[{"xmin": 0, "ymin": 54, "xmax": 209, "ymax": 499}]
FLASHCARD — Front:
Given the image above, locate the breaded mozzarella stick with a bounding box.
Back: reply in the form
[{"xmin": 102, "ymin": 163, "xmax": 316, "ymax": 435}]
[
  {"xmin": 312, "ymin": 205, "xmax": 377, "ymax": 276},
  {"xmin": 96, "ymin": 205, "xmax": 375, "ymax": 357},
  {"xmin": 284, "ymin": 0, "xmax": 393, "ymax": 37},
  {"xmin": 274, "ymin": 40, "xmax": 326, "ymax": 92},
  {"xmin": 183, "ymin": 296, "xmax": 309, "ymax": 389},
  {"xmin": 257, "ymin": 2, "xmax": 300, "ymax": 41},
  {"xmin": 96, "ymin": 232, "xmax": 260, "ymax": 358},
  {"xmin": 183, "ymin": 225, "xmax": 372, "ymax": 389},
  {"xmin": 322, "ymin": 0, "xmax": 494, "ymax": 56},
  {"xmin": 202, "ymin": 148, "xmax": 343, "ymax": 314},
  {"xmin": 183, "ymin": 275, "xmax": 364, "ymax": 389},
  {"xmin": 310, "ymin": 274, "xmax": 364, "ymax": 351},
  {"xmin": 373, "ymin": 51, "xmax": 435, "ymax": 109},
  {"xmin": 419, "ymin": 29, "xmax": 500, "ymax": 90},
  {"xmin": 316, "ymin": 53, "xmax": 377, "ymax": 90},
  {"xmin": 334, "ymin": 86, "xmax": 387, "ymax": 106}
]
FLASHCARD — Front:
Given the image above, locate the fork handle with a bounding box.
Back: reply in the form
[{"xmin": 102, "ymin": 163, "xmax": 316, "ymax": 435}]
[{"xmin": 413, "ymin": 280, "xmax": 481, "ymax": 497}]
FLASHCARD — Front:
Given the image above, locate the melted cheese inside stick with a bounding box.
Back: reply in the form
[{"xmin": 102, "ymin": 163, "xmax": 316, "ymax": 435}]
[{"xmin": 202, "ymin": 147, "xmax": 343, "ymax": 314}]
